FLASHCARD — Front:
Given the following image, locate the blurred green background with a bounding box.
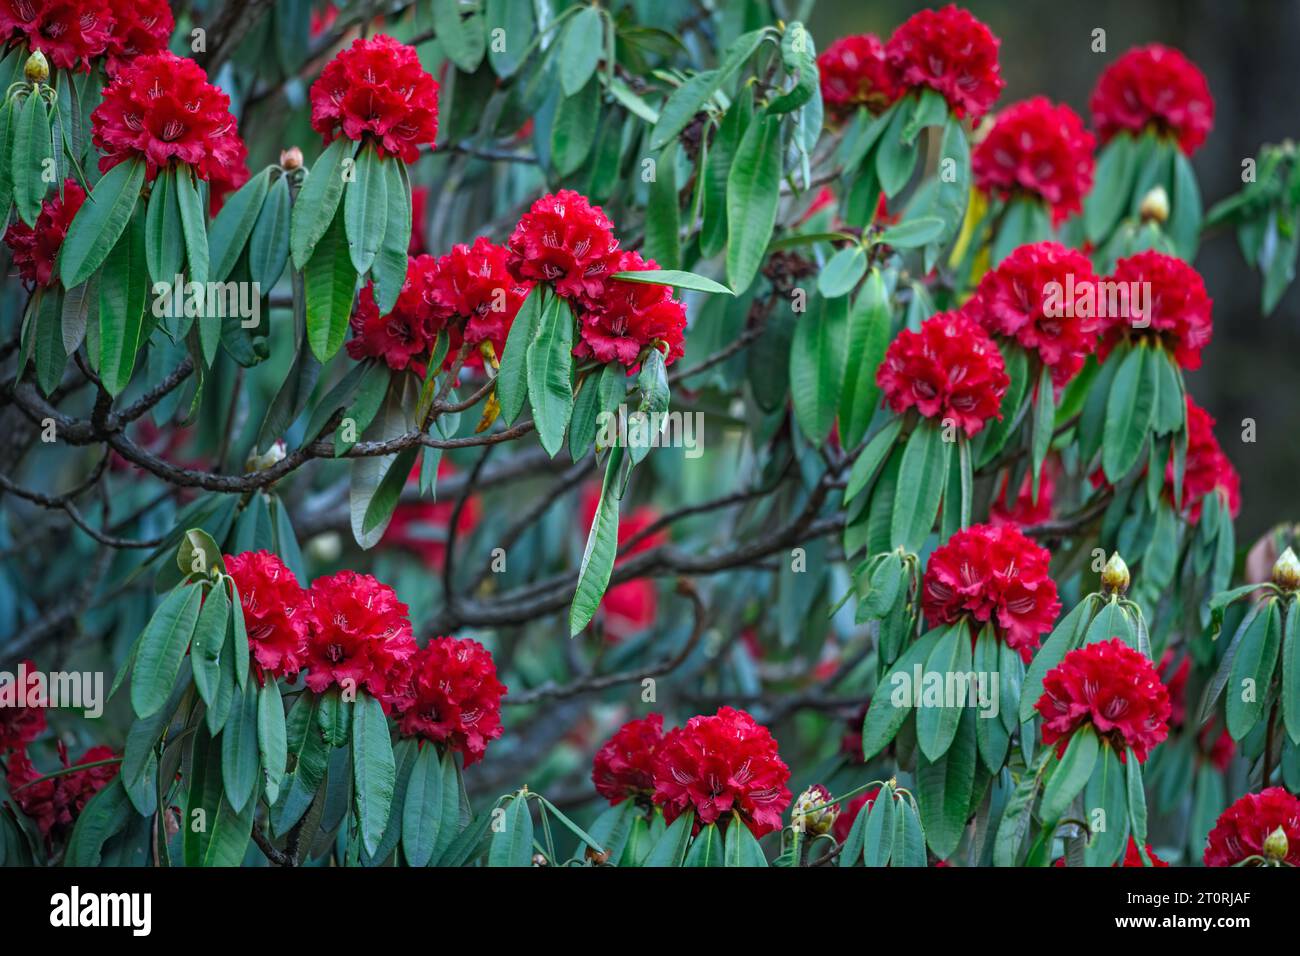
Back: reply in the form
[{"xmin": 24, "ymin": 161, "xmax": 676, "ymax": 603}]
[{"xmin": 808, "ymin": 0, "xmax": 1300, "ymax": 542}]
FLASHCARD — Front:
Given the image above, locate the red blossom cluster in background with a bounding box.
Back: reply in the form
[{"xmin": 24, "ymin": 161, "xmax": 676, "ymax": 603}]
[
  {"xmin": 817, "ymin": 34, "xmax": 897, "ymax": 122},
  {"xmin": 1036, "ymin": 638, "xmax": 1172, "ymax": 763},
  {"xmin": 591, "ymin": 707, "xmax": 791, "ymax": 837},
  {"xmin": 922, "ymin": 523, "xmax": 1061, "ymax": 662},
  {"xmin": 1169, "ymin": 396, "xmax": 1241, "ymax": 522},
  {"xmin": 1203, "ymin": 787, "xmax": 1300, "ymax": 867},
  {"xmin": 1090, "ymin": 43, "xmax": 1215, "ymax": 155},
  {"xmin": 876, "ymin": 311, "xmax": 1009, "ymax": 436},
  {"xmin": 4, "ymin": 743, "xmax": 118, "ymax": 845},
  {"xmin": 973, "ymin": 97, "xmax": 1096, "ymax": 225},
  {"xmin": 3, "ymin": 178, "xmax": 84, "ymax": 289},
  {"xmin": 0, "ymin": 661, "xmax": 46, "ymax": 751}
]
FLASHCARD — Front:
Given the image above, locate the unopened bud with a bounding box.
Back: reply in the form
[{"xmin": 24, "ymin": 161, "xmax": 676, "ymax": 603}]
[
  {"xmin": 1263, "ymin": 825, "xmax": 1289, "ymax": 862},
  {"xmin": 585, "ymin": 845, "xmax": 611, "ymax": 865},
  {"xmin": 1100, "ymin": 553, "xmax": 1130, "ymax": 594},
  {"xmin": 791, "ymin": 784, "xmax": 839, "ymax": 836},
  {"xmin": 244, "ymin": 440, "xmax": 286, "ymax": 473},
  {"xmin": 1271, "ymin": 547, "xmax": 1300, "ymax": 592},
  {"xmin": 305, "ymin": 531, "xmax": 342, "ymax": 564},
  {"xmin": 280, "ymin": 146, "xmax": 303, "ymax": 171},
  {"xmin": 531, "ymin": 853, "xmax": 548, "ymax": 867},
  {"xmin": 1139, "ymin": 186, "xmax": 1169, "ymax": 225},
  {"xmin": 24, "ymin": 50, "xmax": 49, "ymax": 85}
]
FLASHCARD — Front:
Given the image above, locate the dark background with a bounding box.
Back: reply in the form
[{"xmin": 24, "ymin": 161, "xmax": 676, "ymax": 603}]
[{"xmin": 808, "ymin": 0, "xmax": 1300, "ymax": 541}]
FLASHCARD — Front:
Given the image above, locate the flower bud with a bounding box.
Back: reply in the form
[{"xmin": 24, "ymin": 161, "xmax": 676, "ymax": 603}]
[
  {"xmin": 1100, "ymin": 552, "xmax": 1130, "ymax": 594},
  {"xmin": 1263, "ymin": 825, "xmax": 1289, "ymax": 863},
  {"xmin": 791, "ymin": 784, "xmax": 839, "ymax": 836},
  {"xmin": 1271, "ymin": 547, "xmax": 1300, "ymax": 592},
  {"xmin": 24, "ymin": 50, "xmax": 49, "ymax": 85},
  {"xmin": 1139, "ymin": 185, "xmax": 1169, "ymax": 224},
  {"xmin": 531, "ymin": 853, "xmax": 549, "ymax": 867},
  {"xmin": 305, "ymin": 531, "xmax": 342, "ymax": 564},
  {"xmin": 280, "ymin": 146, "xmax": 304, "ymax": 171},
  {"xmin": 245, "ymin": 440, "xmax": 286, "ymax": 473}
]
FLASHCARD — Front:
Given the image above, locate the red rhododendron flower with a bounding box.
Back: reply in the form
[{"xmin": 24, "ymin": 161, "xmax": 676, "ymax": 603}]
[
  {"xmin": 506, "ymin": 189, "xmax": 622, "ymax": 306},
  {"xmin": 972, "ymin": 98, "xmax": 1095, "ymax": 225},
  {"xmin": 652, "ymin": 706, "xmax": 792, "ymax": 837},
  {"xmin": 347, "ymin": 254, "xmax": 442, "ymax": 372},
  {"xmin": 884, "ymin": 5, "xmax": 1004, "ymax": 120},
  {"xmin": 223, "ymin": 551, "xmax": 310, "ymax": 680},
  {"xmin": 91, "ymin": 51, "xmax": 246, "ymax": 184},
  {"xmin": 3, "ymin": 178, "xmax": 84, "ymax": 288},
  {"xmin": 304, "ymin": 571, "xmax": 418, "ymax": 708},
  {"xmin": 576, "ymin": 251, "xmax": 687, "ymax": 367},
  {"xmin": 591, "ymin": 713, "xmax": 664, "ymax": 806},
  {"xmin": 5, "ymin": 743, "xmax": 118, "ymax": 843},
  {"xmin": 0, "ymin": 660, "xmax": 46, "ymax": 752},
  {"xmin": 1200, "ymin": 726, "xmax": 1235, "ymax": 773},
  {"xmin": 831, "ymin": 788, "xmax": 879, "ymax": 844},
  {"xmin": 206, "ymin": 133, "xmax": 250, "ymax": 215},
  {"xmin": 1036, "ymin": 638, "xmax": 1171, "ymax": 763},
  {"xmin": 876, "ymin": 311, "xmax": 1009, "ymax": 437},
  {"xmin": 989, "ymin": 460, "xmax": 1055, "ymax": 529},
  {"xmin": 966, "ymin": 241, "xmax": 1100, "ymax": 387},
  {"xmin": 383, "ymin": 460, "xmax": 481, "ymax": 570},
  {"xmin": 309, "ymin": 34, "xmax": 439, "ymax": 162},
  {"xmin": 1090, "ymin": 44, "xmax": 1214, "ymax": 155},
  {"xmin": 1097, "ymin": 250, "xmax": 1214, "ymax": 370},
  {"xmin": 1204, "ymin": 787, "xmax": 1300, "ymax": 867},
  {"xmin": 817, "ymin": 34, "xmax": 898, "ymax": 121},
  {"xmin": 1159, "ymin": 648, "xmax": 1191, "ymax": 728},
  {"xmin": 431, "ymin": 236, "xmax": 532, "ymax": 365},
  {"xmin": 408, "ymin": 186, "xmax": 429, "ymax": 254},
  {"xmin": 103, "ymin": 0, "xmax": 172, "ymax": 75},
  {"xmin": 922, "ymin": 523, "xmax": 1061, "ymax": 662},
  {"xmin": 579, "ymin": 487, "xmax": 667, "ymax": 641},
  {"xmin": 0, "ymin": 0, "xmax": 113, "ymax": 71},
  {"xmin": 394, "ymin": 636, "xmax": 506, "ymax": 766},
  {"xmin": 1168, "ymin": 396, "xmax": 1240, "ymax": 523}
]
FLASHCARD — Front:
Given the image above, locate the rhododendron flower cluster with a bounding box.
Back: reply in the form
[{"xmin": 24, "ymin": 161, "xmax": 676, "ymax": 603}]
[
  {"xmin": 0, "ymin": 660, "xmax": 46, "ymax": 751},
  {"xmin": 884, "ymin": 5, "xmax": 1004, "ymax": 120},
  {"xmin": 91, "ymin": 51, "xmax": 247, "ymax": 186},
  {"xmin": 922, "ymin": 523, "xmax": 1061, "ymax": 662},
  {"xmin": 591, "ymin": 713, "xmax": 664, "ymax": 805},
  {"xmin": 0, "ymin": 0, "xmax": 112, "ymax": 71},
  {"xmin": 817, "ymin": 34, "xmax": 898, "ymax": 120},
  {"xmin": 223, "ymin": 551, "xmax": 311, "ymax": 680},
  {"xmin": 5, "ymin": 743, "xmax": 118, "ymax": 843},
  {"xmin": 965, "ymin": 241, "xmax": 1100, "ymax": 387},
  {"xmin": 3, "ymin": 178, "xmax": 84, "ymax": 288},
  {"xmin": 309, "ymin": 33, "xmax": 439, "ymax": 163},
  {"xmin": 347, "ymin": 254, "xmax": 442, "ymax": 372},
  {"xmin": 431, "ymin": 236, "xmax": 533, "ymax": 369},
  {"xmin": 1169, "ymin": 396, "xmax": 1241, "ymax": 522},
  {"xmin": 1204, "ymin": 787, "xmax": 1300, "ymax": 867},
  {"xmin": 651, "ymin": 706, "xmax": 792, "ymax": 837},
  {"xmin": 1090, "ymin": 44, "xmax": 1214, "ymax": 155},
  {"xmin": 1036, "ymin": 638, "xmax": 1171, "ymax": 763},
  {"xmin": 507, "ymin": 191, "xmax": 688, "ymax": 367},
  {"xmin": 1096, "ymin": 250, "xmax": 1214, "ymax": 370},
  {"xmin": 876, "ymin": 312, "xmax": 1009, "ymax": 437},
  {"xmin": 972, "ymin": 98, "xmax": 1096, "ymax": 224},
  {"xmin": 103, "ymin": 0, "xmax": 172, "ymax": 75},
  {"xmin": 394, "ymin": 637, "xmax": 507, "ymax": 766},
  {"xmin": 304, "ymin": 570, "xmax": 418, "ymax": 708}
]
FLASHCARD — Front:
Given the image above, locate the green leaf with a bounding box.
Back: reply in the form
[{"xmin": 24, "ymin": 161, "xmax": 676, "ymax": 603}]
[
  {"xmin": 877, "ymin": 216, "xmax": 945, "ymax": 249},
  {"xmin": 1085, "ymin": 135, "xmax": 1137, "ymax": 243},
  {"xmin": 915, "ymin": 624, "xmax": 972, "ymax": 761},
  {"xmin": 402, "ymin": 744, "xmax": 446, "ymax": 867},
  {"xmin": 12, "ymin": 91, "xmax": 51, "ymax": 226},
  {"xmin": 916, "ymin": 707, "xmax": 977, "ymax": 858},
  {"xmin": 191, "ymin": 576, "xmax": 229, "ymax": 707},
  {"xmin": 248, "ymin": 172, "xmax": 290, "ymax": 290},
  {"xmin": 1226, "ymin": 598, "xmax": 1281, "ymax": 740},
  {"xmin": 1083, "ymin": 743, "xmax": 1129, "ymax": 866},
  {"xmin": 373, "ymin": 157, "xmax": 411, "ymax": 313},
  {"xmin": 270, "ymin": 694, "xmax": 328, "ymax": 836},
  {"xmin": 726, "ymin": 114, "xmax": 783, "ymax": 294},
  {"xmin": 1126, "ymin": 747, "xmax": 1149, "ymax": 849},
  {"xmin": 498, "ymin": 283, "xmax": 544, "ymax": 425},
  {"xmin": 875, "ymin": 102, "xmax": 917, "ymax": 198},
  {"xmin": 526, "ymin": 293, "xmax": 575, "ymax": 457},
  {"xmin": 488, "ymin": 794, "xmax": 534, "ymax": 867},
  {"xmin": 993, "ymin": 757, "xmax": 1045, "ymax": 866},
  {"xmin": 649, "ymin": 29, "xmax": 765, "ymax": 150},
  {"xmin": 1169, "ymin": 150, "xmax": 1203, "ymax": 261},
  {"xmin": 551, "ymin": 75, "xmax": 599, "ymax": 177},
  {"xmin": 291, "ymin": 138, "xmax": 351, "ymax": 270},
  {"xmin": 1284, "ymin": 603, "xmax": 1300, "ymax": 745},
  {"xmin": 258, "ymin": 680, "xmax": 288, "ymax": 805},
  {"xmin": 560, "ymin": 6, "xmax": 604, "ymax": 95},
  {"xmin": 352, "ymin": 693, "xmax": 396, "ymax": 856},
  {"xmin": 1040, "ymin": 726, "xmax": 1100, "ymax": 823},
  {"xmin": 860, "ymin": 626, "xmax": 946, "ymax": 760},
  {"xmin": 643, "ymin": 810, "xmax": 693, "ymax": 866},
  {"xmin": 305, "ymin": 206, "xmax": 358, "ymax": 361},
  {"xmin": 790, "ymin": 293, "xmax": 848, "ymax": 443},
  {"xmin": 361, "ymin": 444, "xmax": 420, "ymax": 537},
  {"xmin": 211, "ymin": 167, "xmax": 270, "ymax": 281},
  {"xmin": 221, "ymin": 684, "xmax": 260, "ymax": 813},
  {"xmin": 0, "ymin": 99, "xmax": 14, "ymax": 221},
  {"xmin": 1030, "ymin": 364, "xmax": 1055, "ymax": 501},
  {"xmin": 59, "ymin": 157, "xmax": 145, "ymax": 289},
  {"xmin": 433, "ymin": 0, "xmax": 487, "ymax": 72},
  {"xmin": 1020, "ymin": 596, "xmax": 1092, "ymax": 723},
  {"xmin": 838, "ymin": 269, "xmax": 891, "ymax": 448},
  {"xmin": 683, "ymin": 822, "xmax": 724, "ymax": 866},
  {"xmin": 818, "ymin": 244, "xmax": 867, "ymax": 298},
  {"xmin": 892, "ymin": 419, "xmax": 950, "ymax": 552},
  {"xmin": 64, "ymin": 779, "xmax": 132, "ymax": 867},
  {"xmin": 130, "ymin": 583, "xmax": 202, "ymax": 719},
  {"xmin": 862, "ymin": 785, "xmax": 896, "ymax": 866},
  {"xmin": 723, "ymin": 816, "xmax": 768, "ymax": 867},
  {"xmin": 145, "ymin": 167, "xmax": 184, "ymax": 283},
  {"xmin": 344, "ymin": 144, "xmax": 387, "ymax": 275},
  {"xmin": 97, "ymin": 208, "xmax": 149, "ymax": 396},
  {"xmin": 317, "ymin": 687, "xmax": 351, "ymax": 747},
  {"xmin": 609, "ymin": 269, "xmax": 732, "ymax": 296},
  {"xmin": 31, "ymin": 288, "xmax": 65, "ymax": 396},
  {"xmin": 643, "ymin": 145, "xmax": 681, "ymax": 269},
  {"xmin": 174, "ymin": 166, "xmax": 209, "ymax": 288},
  {"xmin": 844, "ymin": 418, "xmax": 902, "ymax": 504},
  {"xmin": 570, "ymin": 447, "xmax": 623, "ymax": 636},
  {"xmin": 1102, "ymin": 344, "xmax": 1157, "ymax": 482}
]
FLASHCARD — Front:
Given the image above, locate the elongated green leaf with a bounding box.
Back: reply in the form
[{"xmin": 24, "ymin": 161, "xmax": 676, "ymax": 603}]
[
  {"xmin": 610, "ymin": 269, "xmax": 733, "ymax": 295},
  {"xmin": 1103, "ymin": 344, "xmax": 1157, "ymax": 482},
  {"xmin": 878, "ymin": 216, "xmax": 945, "ymax": 249},
  {"xmin": 97, "ymin": 209, "xmax": 148, "ymax": 396},
  {"xmin": 175, "ymin": 166, "xmax": 209, "ymax": 288},
  {"xmin": 844, "ymin": 418, "xmax": 902, "ymax": 503},
  {"xmin": 862, "ymin": 785, "xmax": 896, "ymax": 866},
  {"xmin": 915, "ymin": 624, "xmax": 971, "ymax": 761},
  {"xmin": 60, "ymin": 157, "xmax": 145, "ymax": 289},
  {"xmin": 1020, "ymin": 596, "xmax": 1092, "ymax": 723},
  {"xmin": 249, "ymin": 173, "xmax": 290, "ymax": 290},
  {"xmin": 560, "ymin": 6, "xmax": 604, "ymax": 95},
  {"xmin": 212, "ymin": 168, "xmax": 270, "ymax": 281},
  {"xmin": 372, "ymin": 157, "xmax": 410, "ymax": 312},
  {"xmin": 13, "ymin": 91, "xmax": 51, "ymax": 225},
  {"xmin": 344, "ymin": 144, "xmax": 387, "ymax": 275},
  {"xmin": 860, "ymin": 626, "xmax": 946, "ymax": 760},
  {"xmin": 726, "ymin": 114, "xmax": 782, "ymax": 294},
  {"xmin": 305, "ymin": 206, "xmax": 358, "ymax": 361},
  {"xmin": 433, "ymin": 0, "xmax": 487, "ymax": 72},
  {"xmin": 498, "ymin": 284, "xmax": 544, "ymax": 424},
  {"xmin": 145, "ymin": 167, "xmax": 184, "ymax": 283},
  {"xmin": 790, "ymin": 293, "xmax": 848, "ymax": 443},
  {"xmin": 570, "ymin": 447, "xmax": 623, "ymax": 636},
  {"xmin": 130, "ymin": 583, "xmax": 202, "ymax": 719},
  {"xmin": 402, "ymin": 744, "xmax": 445, "ymax": 867},
  {"xmin": 317, "ymin": 687, "xmax": 351, "ymax": 747},
  {"xmin": 818, "ymin": 245, "xmax": 866, "ymax": 298},
  {"xmin": 838, "ymin": 269, "xmax": 892, "ymax": 448},
  {"xmin": 1085, "ymin": 136, "xmax": 1137, "ymax": 243},
  {"xmin": 892, "ymin": 420, "xmax": 950, "ymax": 552},
  {"xmin": 258, "ymin": 680, "xmax": 288, "ymax": 805},
  {"xmin": 221, "ymin": 684, "xmax": 260, "ymax": 813},
  {"xmin": 915, "ymin": 707, "xmax": 977, "ymax": 858},
  {"xmin": 191, "ymin": 576, "xmax": 229, "ymax": 706},
  {"xmin": 488, "ymin": 794, "xmax": 534, "ymax": 867},
  {"xmin": 352, "ymin": 693, "xmax": 396, "ymax": 856},
  {"xmin": 1226, "ymin": 598, "xmax": 1281, "ymax": 740},
  {"xmin": 643, "ymin": 810, "xmax": 693, "ymax": 867},
  {"xmin": 723, "ymin": 815, "xmax": 768, "ymax": 867},
  {"xmin": 1040, "ymin": 727, "xmax": 1100, "ymax": 823},
  {"xmin": 526, "ymin": 293, "xmax": 575, "ymax": 457},
  {"xmin": 683, "ymin": 822, "xmax": 723, "ymax": 867},
  {"xmin": 291, "ymin": 138, "xmax": 351, "ymax": 269}
]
